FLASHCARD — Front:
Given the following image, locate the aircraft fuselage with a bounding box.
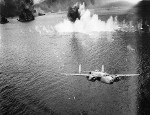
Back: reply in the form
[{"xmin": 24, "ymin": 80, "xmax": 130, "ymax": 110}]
[{"xmin": 87, "ymin": 71, "xmax": 115, "ymax": 84}]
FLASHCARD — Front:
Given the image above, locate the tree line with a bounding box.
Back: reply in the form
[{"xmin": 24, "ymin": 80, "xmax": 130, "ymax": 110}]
[
  {"xmin": 0, "ymin": 0, "xmax": 34, "ymax": 17},
  {"xmin": 0, "ymin": 0, "xmax": 96, "ymax": 17}
]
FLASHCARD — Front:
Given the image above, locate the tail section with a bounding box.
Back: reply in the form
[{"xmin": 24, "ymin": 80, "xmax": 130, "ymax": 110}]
[
  {"xmin": 101, "ymin": 65, "xmax": 104, "ymax": 73},
  {"xmin": 79, "ymin": 64, "xmax": 81, "ymax": 74}
]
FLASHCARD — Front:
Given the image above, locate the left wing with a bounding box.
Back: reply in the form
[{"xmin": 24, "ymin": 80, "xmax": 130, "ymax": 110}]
[
  {"xmin": 62, "ymin": 73, "xmax": 89, "ymax": 77},
  {"xmin": 62, "ymin": 64, "xmax": 90, "ymax": 76}
]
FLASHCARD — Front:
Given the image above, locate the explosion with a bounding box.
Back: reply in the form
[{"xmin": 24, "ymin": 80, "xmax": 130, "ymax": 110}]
[{"xmin": 55, "ymin": 3, "xmax": 120, "ymax": 34}]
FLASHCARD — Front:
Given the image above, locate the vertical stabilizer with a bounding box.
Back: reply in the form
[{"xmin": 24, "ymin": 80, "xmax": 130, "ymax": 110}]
[
  {"xmin": 101, "ymin": 65, "xmax": 104, "ymax": 72},
  {"xmin": 79, "ymin": 64, "xmax": 81, "ymax": 74}
]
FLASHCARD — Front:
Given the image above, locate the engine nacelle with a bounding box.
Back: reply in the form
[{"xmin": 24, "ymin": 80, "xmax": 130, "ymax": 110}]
[
  {"xmin": 113, "ymin": 76, "xmax": 121, "ymax": 82},
  {"xmin": 87, "ymin": 75, "xmax": 97, "ymax": 82}
]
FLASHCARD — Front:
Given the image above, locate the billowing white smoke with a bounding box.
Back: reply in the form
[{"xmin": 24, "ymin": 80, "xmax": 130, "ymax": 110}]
[
  {"xmin": 55, "ymin": 3, "xmax": 120, "ymax": 34},
  {"xmin": 34, "ymin": 0, "xmax": 45, "ymax": 4}
]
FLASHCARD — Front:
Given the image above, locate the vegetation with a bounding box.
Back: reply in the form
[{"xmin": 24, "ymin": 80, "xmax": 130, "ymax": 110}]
[
  {"xmin": 0, "ymin": 0, "xmax": 34, "ymax": 17},
  {"xmin": 34, "ymin": 0, "xmax": 95, "ymax": 13},
  {"xmin": 0, "ymin": 0, "xmax": 136, "ymax": 17}
]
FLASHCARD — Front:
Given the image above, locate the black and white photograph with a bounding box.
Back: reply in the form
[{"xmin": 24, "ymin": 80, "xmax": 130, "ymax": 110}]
[{"xmin": 0, "ymin": 0, "xmax": 150, "ymax": 115}]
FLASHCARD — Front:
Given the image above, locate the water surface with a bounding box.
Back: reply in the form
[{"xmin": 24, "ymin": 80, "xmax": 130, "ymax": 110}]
[{"xmin": 0, "ymin": 14, "xmax": 140, "ymax": 115}]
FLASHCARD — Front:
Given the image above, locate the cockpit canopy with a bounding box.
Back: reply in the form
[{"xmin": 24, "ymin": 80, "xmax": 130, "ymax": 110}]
[{"xmin": 103, "ymin": 74, "xmax": 110, "ymax": 76}]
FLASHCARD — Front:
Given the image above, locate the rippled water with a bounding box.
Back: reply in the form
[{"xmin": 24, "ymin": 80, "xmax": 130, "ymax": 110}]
[{"xmin": 0, "ymin": 14, "xmax": 141, "ymax": 115}]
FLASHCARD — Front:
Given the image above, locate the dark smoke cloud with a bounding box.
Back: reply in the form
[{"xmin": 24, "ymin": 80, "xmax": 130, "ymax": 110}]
[{"xmin": 90, "ymin": 0, "xmax": 95, "ymax": 5}]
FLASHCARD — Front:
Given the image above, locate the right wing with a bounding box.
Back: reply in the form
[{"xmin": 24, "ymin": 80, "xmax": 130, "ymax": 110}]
[{"xmin": 115, "ymin": 74, "xmax": 140, "ymax": 77}]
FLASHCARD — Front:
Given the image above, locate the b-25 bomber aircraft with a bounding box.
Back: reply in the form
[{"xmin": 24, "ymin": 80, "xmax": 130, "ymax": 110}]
[{"xmin": 63, "ymin": 64, "xmax": 140, "ymax": 84}]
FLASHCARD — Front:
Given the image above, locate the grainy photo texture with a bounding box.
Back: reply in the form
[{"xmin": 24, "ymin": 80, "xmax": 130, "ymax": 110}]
[{"xmin": 0, "ymin": 0, "xmax": 150, "ymax": 115}]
